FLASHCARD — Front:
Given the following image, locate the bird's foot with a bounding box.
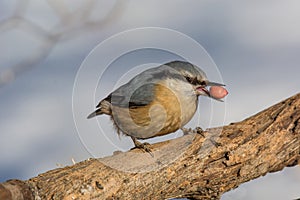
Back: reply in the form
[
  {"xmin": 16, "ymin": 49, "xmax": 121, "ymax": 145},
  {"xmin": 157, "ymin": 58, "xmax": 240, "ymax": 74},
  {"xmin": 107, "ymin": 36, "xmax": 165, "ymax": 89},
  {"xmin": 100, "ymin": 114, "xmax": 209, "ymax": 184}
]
[
  {"xmin": 181, "ymin": 127, "xmax": 192, "ymax": 135},
  {"xmin": 195, "ymin": 127, "xmax": 205, "ymax": 137},
  {"xmin": 130, "ymin": 137, "xmax": 153, "ymax": 157},
  {"xmin": 181, "ymin": 127, "xmax": 204, "ymax": 137}
]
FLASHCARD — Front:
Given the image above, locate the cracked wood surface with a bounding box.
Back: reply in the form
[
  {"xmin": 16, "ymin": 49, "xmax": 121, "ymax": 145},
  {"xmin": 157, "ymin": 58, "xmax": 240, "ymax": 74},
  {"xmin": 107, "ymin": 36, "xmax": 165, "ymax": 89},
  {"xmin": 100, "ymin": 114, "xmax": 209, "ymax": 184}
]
[{"xmin": 1, "ymin": 93, "xmax": 299, "ymax": 200}]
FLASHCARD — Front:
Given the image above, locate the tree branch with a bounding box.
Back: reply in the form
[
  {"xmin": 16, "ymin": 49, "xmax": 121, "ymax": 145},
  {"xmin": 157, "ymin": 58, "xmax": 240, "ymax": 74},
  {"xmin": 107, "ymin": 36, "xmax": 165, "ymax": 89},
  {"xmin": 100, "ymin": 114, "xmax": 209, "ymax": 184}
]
[{"xmin": 1, "ymin": 93, "xmax": 299, "ymax": 200}]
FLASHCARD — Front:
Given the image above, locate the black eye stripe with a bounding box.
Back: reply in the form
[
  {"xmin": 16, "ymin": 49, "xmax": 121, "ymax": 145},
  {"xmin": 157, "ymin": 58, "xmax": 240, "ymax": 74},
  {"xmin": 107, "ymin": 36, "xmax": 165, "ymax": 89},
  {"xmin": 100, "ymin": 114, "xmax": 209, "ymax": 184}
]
[
  {"xmin": 185, "ymin": 76, "xmax": 207, "ymax": 86},
  {"xmin": 192, "ymin": 79, "xmax": 198, "ymax": 85},
  {"xmin": 185, "ymin": 76, "xmax": 197, "ymax": 85},
  {"xmin": 185, "ymin": 76, "xmax": 192, "ymax": 83},
  {"xmin": 200, "ymin": 81, "xmax": 206, "ymax": 86}
]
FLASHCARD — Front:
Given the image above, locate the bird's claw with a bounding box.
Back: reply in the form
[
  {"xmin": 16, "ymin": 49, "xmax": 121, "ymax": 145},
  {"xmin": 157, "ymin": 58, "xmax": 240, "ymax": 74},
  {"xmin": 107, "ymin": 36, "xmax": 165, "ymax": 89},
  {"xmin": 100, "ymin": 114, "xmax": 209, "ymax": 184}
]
[
  {"xmin": 195, "ymin": 127, "xmax": 205, "ymax": 137},
  {"xmin": 133, "ymin": 142, "xmax": 153, "ymax": 157},
  {"xmin": 181, "ymin": 127, "xmax": 192, "ymax": 135},
  {"xmin": 181, "ymin": 127, "xmax": 204, "ymax": 137},
  {"xmin": 131, "ymin": 137, "xmax": 153, "ymax": 157}
]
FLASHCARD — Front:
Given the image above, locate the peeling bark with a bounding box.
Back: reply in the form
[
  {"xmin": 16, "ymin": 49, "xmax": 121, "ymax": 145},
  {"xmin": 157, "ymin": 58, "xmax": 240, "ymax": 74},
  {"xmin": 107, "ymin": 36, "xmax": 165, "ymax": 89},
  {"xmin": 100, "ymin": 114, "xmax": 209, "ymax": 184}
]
[{"xmin": 1, "ymin": 93, "xmax": 299, "ymax": 200}]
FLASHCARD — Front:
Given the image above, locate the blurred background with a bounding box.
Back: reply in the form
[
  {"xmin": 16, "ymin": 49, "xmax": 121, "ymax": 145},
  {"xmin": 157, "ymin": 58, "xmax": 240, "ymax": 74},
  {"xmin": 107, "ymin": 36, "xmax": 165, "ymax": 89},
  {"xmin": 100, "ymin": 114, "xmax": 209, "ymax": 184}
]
[{"xmin": 0, "ymin": 0, "xmax": 299, "ymax": 199}]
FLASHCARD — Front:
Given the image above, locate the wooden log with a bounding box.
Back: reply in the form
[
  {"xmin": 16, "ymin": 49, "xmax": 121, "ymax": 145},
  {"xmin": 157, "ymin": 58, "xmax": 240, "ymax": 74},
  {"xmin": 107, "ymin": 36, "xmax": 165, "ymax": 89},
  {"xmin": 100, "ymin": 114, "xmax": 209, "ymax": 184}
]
[{"xmin": 1, "ymin": 93, "xmax": 299, "ymax": 200}]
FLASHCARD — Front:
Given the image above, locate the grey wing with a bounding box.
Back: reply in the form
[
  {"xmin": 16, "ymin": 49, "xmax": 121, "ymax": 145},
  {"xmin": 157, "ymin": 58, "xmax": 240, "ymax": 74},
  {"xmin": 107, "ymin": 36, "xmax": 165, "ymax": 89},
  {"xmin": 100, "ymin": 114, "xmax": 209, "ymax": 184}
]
[
  {"xmin": 105, "ymin": 64, "xmax": 185, "ymax": 108},
  {"xmin": 110, "ymin": 82, "xmax": 155, "ymax": 108}
]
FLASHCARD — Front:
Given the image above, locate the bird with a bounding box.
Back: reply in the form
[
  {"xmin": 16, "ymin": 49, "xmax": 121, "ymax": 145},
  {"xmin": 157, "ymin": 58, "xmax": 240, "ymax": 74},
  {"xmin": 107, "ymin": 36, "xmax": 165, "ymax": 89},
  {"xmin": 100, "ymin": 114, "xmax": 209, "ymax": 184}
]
[{"xmin": 87, "ymin": 60, "xmax": 228, "ymax": 153}]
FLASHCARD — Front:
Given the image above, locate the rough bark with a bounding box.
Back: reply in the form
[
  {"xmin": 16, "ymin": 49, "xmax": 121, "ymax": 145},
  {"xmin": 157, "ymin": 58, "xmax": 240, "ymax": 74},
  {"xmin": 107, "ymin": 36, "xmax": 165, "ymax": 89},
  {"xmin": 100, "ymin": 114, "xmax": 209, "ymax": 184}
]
[{"xmin": 1, "ymin": 93, "xmax": 299, "ymax": 200}]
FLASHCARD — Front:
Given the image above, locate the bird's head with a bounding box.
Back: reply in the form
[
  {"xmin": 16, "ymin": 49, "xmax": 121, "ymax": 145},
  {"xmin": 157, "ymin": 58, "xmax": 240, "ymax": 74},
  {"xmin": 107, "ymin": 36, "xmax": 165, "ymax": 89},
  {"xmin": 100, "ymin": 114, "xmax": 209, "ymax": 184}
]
[{"xmin": 166, "ymin": 61, "xmax": 227, "ymax": 101}]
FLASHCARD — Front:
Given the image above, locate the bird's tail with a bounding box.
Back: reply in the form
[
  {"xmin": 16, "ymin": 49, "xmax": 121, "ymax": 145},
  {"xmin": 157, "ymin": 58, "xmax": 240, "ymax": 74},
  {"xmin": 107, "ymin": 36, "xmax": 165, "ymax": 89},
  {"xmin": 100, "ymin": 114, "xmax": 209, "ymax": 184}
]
[
  {"xmin": 87, "ymin": 109, "xmax": 103, "ymax": 119},
  {"xmin": 87, "ymin": 100, "xmax": 112, "ymax": 119}
]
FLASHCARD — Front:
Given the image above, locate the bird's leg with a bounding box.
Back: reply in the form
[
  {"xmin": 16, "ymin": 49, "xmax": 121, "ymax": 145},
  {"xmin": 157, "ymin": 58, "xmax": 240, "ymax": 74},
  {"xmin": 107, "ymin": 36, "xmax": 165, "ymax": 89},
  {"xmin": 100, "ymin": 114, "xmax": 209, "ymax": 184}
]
[
  {"xmin": 181, "ymin": 127, "xmax": 192, "ymax": 135},
  {"xmin": 181, "ymin": 127, "xmax": 205, "ymax": 137},
  {"xmin": 130, "ymin": 136, "xmax": 153, "ymax": 157},
  {"xmin": 195, "ymin": 127, "xmax": 204, "ymax": 137}
]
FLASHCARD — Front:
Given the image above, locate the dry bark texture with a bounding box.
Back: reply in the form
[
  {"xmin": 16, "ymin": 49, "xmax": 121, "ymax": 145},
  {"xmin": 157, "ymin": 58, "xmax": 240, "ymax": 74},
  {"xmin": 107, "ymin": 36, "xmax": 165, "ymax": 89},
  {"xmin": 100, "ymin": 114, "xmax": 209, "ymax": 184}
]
[{"xmin": 1, "ymin": 93, "xmax": 300, "ymax": 200}]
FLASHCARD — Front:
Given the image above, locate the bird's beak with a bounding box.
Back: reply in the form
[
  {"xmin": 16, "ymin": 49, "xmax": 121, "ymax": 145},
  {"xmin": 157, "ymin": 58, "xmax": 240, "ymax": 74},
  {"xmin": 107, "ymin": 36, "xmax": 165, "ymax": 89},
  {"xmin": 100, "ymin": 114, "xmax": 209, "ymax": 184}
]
[
  {"xmin": 206, "ymin": 81, "xmax": 225, "ymax": 87},
  {"xmin": 195, "ymin": 81, "xmax": 226, "ymax": 102},
  {"xmin": 196, "ymin": 86, "xmax": 210, "ymax": 96}
]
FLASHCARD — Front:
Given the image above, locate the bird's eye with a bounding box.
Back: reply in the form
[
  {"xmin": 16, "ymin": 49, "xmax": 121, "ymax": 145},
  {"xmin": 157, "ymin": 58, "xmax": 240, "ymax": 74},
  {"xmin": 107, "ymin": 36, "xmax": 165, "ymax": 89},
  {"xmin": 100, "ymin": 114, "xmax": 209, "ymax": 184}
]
[
  {"xmin": 185, "ymin": 77, "xmax": 192, "ymax": 83},
  {"xmin": 200, "ymin": 81, "xmax": 206, "ymax": 86}
]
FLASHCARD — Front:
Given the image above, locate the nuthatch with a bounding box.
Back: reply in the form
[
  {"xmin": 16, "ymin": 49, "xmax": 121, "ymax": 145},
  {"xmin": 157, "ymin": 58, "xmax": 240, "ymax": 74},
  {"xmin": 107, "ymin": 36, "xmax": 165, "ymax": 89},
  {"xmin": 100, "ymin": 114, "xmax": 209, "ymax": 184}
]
[{"xmin": 87, "ymin": 61, "xmax": 228, "ymax": 153}]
